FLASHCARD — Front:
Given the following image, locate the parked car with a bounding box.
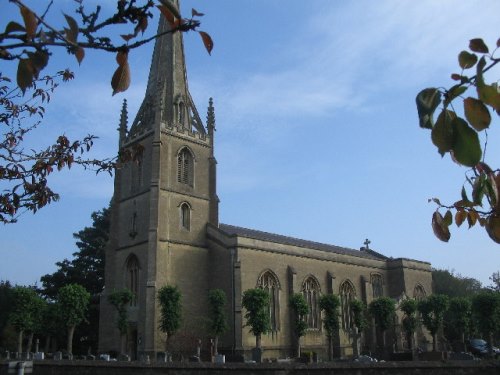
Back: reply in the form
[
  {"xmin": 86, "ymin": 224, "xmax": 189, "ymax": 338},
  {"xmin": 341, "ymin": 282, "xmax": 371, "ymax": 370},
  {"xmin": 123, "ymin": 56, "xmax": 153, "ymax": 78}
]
[{"xmin": 466, "ymin": 339, "xmax": 500, "ymax": 358}]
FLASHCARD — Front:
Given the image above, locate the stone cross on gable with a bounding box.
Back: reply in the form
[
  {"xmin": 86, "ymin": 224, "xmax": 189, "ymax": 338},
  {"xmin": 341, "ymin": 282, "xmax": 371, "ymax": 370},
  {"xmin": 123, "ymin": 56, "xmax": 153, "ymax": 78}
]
[{"xmin": 363, "ymin": 238, "xmax": 371, "ymax": 250}]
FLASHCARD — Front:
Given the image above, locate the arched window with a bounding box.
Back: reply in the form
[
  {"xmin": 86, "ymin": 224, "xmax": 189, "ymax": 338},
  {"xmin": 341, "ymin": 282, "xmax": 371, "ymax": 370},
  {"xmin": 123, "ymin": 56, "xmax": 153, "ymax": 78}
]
[
  {"xmin": 413, "ymin": 284, "xmax": 426, "ymax": 301},
  {"xmin": 302, "ymin": 276, "xmax": 321, "ymax": 329},
  {"xmin": 177, "ymin": 147, "xmax": 194, "ymax": 186},
  {"xmin": 371, "ymin": 274, "xmax": 383, "ymax": 299},
  {"xmin": 126, "ymin": 255, "xmax": 140, "ymax": 307},
  {"xmin": 340, "ymin": 280, "xmax": 356, "ymax": 330},
  {"xmin": 257, "ymin": 270, "xmax": 280, "ymax": 332},
  {"xmin": 180, "ymin": 202, "xmax": 191, "ymax": 230}
]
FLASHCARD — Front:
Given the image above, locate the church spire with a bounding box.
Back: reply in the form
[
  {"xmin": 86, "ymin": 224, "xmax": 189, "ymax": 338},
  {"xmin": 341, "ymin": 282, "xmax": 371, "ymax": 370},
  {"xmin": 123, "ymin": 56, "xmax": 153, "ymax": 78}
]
[
  {"xmin": 118, "ymin": 99, "xmax": 128, "ymax": 146},
  {"xmin": 128, "ymin": 3, "xmax": 205, "ymax": 139}
]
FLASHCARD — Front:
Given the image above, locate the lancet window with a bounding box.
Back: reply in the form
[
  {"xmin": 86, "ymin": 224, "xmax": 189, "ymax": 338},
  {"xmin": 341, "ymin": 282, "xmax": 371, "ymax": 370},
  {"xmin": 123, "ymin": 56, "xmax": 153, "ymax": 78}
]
[
  {"xmin": 177, "ymin": 147, "xmax": 194, "ymax": 186},
  {"xmin": 257, "ymin": 270, "xmax": 280, "ymax": 332},
  {"xmin": 126, "ymin": 255, "xmax": 140, "ymax": 306},
  {"xmin": 302, "ymin": 276, "xmax": 321, "ymax": 329},
  {"xmin": 340, "ymin": 280, "xmax": 356, "ymax": 330}
]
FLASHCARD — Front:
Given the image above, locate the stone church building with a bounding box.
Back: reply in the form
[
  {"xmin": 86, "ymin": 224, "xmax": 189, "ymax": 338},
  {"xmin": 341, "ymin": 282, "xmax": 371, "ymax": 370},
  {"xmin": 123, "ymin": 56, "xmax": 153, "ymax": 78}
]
[{"xmin": 99, "ymin": 2, "xmax": 432, "ymax": 360}]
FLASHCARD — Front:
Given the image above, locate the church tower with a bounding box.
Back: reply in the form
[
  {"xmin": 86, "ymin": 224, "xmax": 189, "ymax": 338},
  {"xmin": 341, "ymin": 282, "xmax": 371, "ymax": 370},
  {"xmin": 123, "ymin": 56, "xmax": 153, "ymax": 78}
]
[{"xmin": 99, "ymin": 2, "xmax": 218, "ymax": 357}]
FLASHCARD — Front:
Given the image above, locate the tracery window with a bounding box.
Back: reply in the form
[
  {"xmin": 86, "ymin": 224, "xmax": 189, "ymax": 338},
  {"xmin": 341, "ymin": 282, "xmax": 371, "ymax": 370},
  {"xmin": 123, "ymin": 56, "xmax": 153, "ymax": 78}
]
[
  {"xmin": 302, "ymin": 276, "xmax": 321, "ymax": 329},
  {"xmin": 126, "ymin": 255, "xmax": 140, "ymax": 306},
  {"xmin": 340, "ymin": 280, "xmax": 356, "ymax": 330},
  {"xmin": 371, "ymin": 274, "xmax": 383, "ymax": 299},
  {"xmin": 257, "ymin": 270, "xmax": 280, "ymax": 332},
  {"xmin": 177, "ymin": 147, "xmax": 194, "ymax": 186},
  {"xmin": 180, "ymin": 202, "xmax": 191, "ymax": 230}
]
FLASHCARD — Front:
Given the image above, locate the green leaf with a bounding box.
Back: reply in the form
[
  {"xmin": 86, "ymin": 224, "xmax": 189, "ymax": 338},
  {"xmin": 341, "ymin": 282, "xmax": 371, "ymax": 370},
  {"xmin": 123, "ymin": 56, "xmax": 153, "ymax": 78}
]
[
  {"xmin": 464, "ymin": 97, "xmax": 491, "ymax": 131},
  {"xmin": 443, "ymin": 210, "xmax": 453, "ymax": 226},
  {"xmin": 477, "ymin": 84, "xmax": 500, "ymax": 112},
  {"xmin": 451, "ymin": 117, "xmax": 481, "ymax": 167},
  {"xmin": 431, "ymin": 110, "xmax": 455, "ymax": 156},
  {"xmin": 444, "ymin": 84, "xmax": 467, "ymax": 106},
  {"xmin": 5, "ymin": 21, "xmax": 25, "ymax": 34},
  {"xmin": 469, "ymin": 38, "xmax": 489, "ymax": 54},
  {"xmin": 461, "ymin": 186, "xmax": 470, "ymax": 203},
  {"xmin": 458, "ymin": 51, "xmax": 477, "ymax": 69},
  {"xmin": 416, "ymin": 88, "xmax": 441, "ymax": 129}
]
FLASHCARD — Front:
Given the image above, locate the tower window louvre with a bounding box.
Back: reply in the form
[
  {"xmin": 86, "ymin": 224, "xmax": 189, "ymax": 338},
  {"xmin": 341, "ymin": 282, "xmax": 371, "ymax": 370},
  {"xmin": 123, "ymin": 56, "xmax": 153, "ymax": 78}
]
[{"xmin": 177, "ymin": 148, "xmax": 194, "ymax": 186}]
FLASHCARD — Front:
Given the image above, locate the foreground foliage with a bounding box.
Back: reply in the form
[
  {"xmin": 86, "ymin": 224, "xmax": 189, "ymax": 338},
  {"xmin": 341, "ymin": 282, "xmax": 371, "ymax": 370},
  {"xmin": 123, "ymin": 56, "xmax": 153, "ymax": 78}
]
[{"xmin": 416, "ymin": 37, "xmax": 500, "ymax": 243}]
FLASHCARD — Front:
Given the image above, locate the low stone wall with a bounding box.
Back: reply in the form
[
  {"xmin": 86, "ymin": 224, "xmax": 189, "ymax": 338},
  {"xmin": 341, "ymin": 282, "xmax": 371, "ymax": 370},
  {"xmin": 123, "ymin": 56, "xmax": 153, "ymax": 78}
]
[{"xmin": 1, "ymin": 360, "xmax": 500, "ymax": 375}]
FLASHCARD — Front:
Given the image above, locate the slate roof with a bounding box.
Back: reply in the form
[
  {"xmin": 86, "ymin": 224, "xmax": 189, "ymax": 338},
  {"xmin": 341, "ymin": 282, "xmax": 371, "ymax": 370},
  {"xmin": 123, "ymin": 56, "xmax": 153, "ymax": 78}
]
[{"xmin": 218, "ymin": 223, "xmax": 389, "ymax": 261}]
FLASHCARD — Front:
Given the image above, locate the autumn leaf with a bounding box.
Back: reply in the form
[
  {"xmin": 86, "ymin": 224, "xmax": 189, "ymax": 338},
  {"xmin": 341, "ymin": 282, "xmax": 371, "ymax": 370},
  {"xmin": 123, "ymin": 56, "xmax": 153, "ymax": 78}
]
[
  {"xmin": 432, "ymin": 211, "xmax": 450, "ymax": 242},
  {"xmin": 455, "ymin": 210, "xmax": 467, "ymax": 227},
  {"xmin": 75, "ymin": 47, "xmax": 85, "ymax": 65},
  {"xmin": 5, "ymin": 21, "xmax": 25, "ymax": 34},
  {"xmin": 469, "ymin": 38, "xmax": 489, "ymax": 54},
  {"xmin": 17, "ymin": 59, "xmax": 34, "ymax": 94},
  {"xmin": 111, "ymin": 62, "xmax": 131, "ymax": 95},
  {"xmin": 199, "ymin": 31, "xmax": 214, "ymax": 55},
  {"xmin": 63, "ymin": 13, "xmax": 79, "ymax": 43},
  {"xmin": 458, "ymin": 51, "xmax": 477, "ymax": 69},
  {"xmin": 192, "ymin": 8, "xmax": 205, "ymax": 17},
  {"xmin": 20, "ymin": 6, "xmax": 37, "ymax": 40},
  {"xmin": 116, "ymin": 51, "xmax": 128, "ymax": 66},
  {"xmin": 464, "ymin": 97, "xmax": 491, "ymax": 131},
  {"xmin": 486, "ymin": 216, "xmax": 500, "ymax": 243}
]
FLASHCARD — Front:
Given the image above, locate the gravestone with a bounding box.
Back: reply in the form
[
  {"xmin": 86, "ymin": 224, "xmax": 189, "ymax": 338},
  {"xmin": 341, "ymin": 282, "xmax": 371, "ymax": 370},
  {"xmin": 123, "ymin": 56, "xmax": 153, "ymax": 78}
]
[
  {"xmin": 156, "ymin": 352, "xmax": 167, "ymax": 363},
  {"xmin": 99, "ymin": 354, "xmax": 110, "ymax": 361},
  {"xmin": 4, "ymin": 351, "xmax": 10, "ymax": 360},
  {"xmin": 34, "ymin": 352, "xmax": 44, "ymax": 360},
  {"xmin": 140, "ymin": 354, "xmax": 150, "ymax": 364},
  {"xmin": 118, "ymin": 354, "xmax": 130, "ymax": 362},
  {"xmin": 53, "ymin": 352, "xmax": 62, "ymax": 361},
  {"xmin": 251, "ymin": 347, "xmax": 262, "ymax": 363}
]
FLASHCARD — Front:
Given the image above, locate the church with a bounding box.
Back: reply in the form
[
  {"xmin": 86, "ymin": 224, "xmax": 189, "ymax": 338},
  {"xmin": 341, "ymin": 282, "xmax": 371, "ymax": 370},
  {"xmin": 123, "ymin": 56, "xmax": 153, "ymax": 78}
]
[{"xmin": 98, "ymin": 2, "xmax": 432, "ymax": 361}]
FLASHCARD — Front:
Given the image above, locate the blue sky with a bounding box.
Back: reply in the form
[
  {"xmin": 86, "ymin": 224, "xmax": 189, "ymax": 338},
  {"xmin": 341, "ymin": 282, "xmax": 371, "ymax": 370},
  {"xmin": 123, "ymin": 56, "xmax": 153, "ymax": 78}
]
[{"xmin": 1, "ymin": 0, "xmax": 499, "ymax": 287}]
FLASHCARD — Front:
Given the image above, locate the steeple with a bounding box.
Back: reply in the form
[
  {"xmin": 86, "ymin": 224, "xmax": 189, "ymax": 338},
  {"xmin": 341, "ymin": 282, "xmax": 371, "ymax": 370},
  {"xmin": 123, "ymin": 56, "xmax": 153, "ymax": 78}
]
[
  {"xmin": 118, "ymin": 99, "xmax": 128, "ymax": 146},
  {"xmin": 128, "ymin": 3, "xmax": 205, "ymax": 140}
]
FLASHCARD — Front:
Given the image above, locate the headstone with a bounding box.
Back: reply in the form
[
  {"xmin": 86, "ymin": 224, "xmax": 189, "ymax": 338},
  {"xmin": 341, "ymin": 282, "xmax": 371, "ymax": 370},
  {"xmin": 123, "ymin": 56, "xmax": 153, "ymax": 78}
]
[
  {"xmin": 140, "ymin": 354, "xmax": 150, "ymax": 364},
  {"xmin": 34, "ymin": 352, "xmax": 44, "ymax": 360},
  {"xmin": 156, "ymin": 352, "xmax": 167, "ymax": 363},
  {"xmin": 251, "ymin": 348, "xmax": 262, "ymax": 363},
  {"xmin": 118, "ymin": 354, "xmax": 130, "ymax": 362},
  {"xmin": 5, "ymin": 351, "xmax": 10, "ymax": 360},
  {"xmin": 53, "ymin": 352, "xmax": 62, "ymax": 361},
  {"xmin": 214, "ymin": 354, "xmax": 225, "ymax": 364},
  {"xmin": 86, "ymin": 355, "xmax": 95, "ymax": 360},
  {"xmin": 99, "ymin": 354, "xmax": 110, "ymax": 361},
  {"xmin": 8, "ymin": 361, "xmax": 33, "ymax": 374},
  {"xmin": 35, "ymin": 339, "xmax": 39, "ymax": 354},
  {"xmin": 189, "ymin": 355, "xmax": 200, "ymax": 362}
]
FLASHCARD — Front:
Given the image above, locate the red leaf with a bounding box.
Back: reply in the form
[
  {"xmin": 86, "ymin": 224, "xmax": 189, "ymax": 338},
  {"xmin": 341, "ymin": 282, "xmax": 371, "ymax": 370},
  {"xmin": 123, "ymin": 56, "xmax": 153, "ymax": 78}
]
[
  {"xmin": 111, "ymin": 61, "xmax": 131, "ymax": 95},
  {"xmin": 121, "ymin": 34, "xmax": 135, "ymax": 42},
  {"xmin": 199, "ymin": 31, "xmax": 213, "ymax": 55},
  {"xmin": 20, "ymin": 6, "xmax": 37, "ymax": 40},
  {"xmin": 116, "ymin": 51, "xmax": 128, "ymax": 66},
  {"xmin": 75, "ymin": 47, "xmax": 85, "ymax": 65},
  {"xmin": 469, "ymin": 38, "xmax": 489, "ymax": 54}
]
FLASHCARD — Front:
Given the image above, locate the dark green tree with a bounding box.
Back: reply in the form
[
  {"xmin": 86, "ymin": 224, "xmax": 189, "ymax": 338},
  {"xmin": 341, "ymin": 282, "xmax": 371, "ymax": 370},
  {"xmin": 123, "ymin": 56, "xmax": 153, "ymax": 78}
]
[
  {"xmin": 0, "ymin": 281, "xmax": 14, "ymax": 350},
  {"xmin": 241, "ymin": 288, "xmax": 270, "ymax": 351},
  {"xmin": 208, "ymin": 289, "xmax": 228, "ymax": 356},
  {"xmin": 289, "ymin": 293, "xmax": 308, "ymax": 358},
  {"xmin": 108, "ymin": 289, "xmax": 134, "ymax": 355},
  {"xmin": 9, "ymin": 286, "xmax": 44, "ymax": 354},
  {"xmin": 432, "ymin": 269, "xmax": 483, "ymax": 298},
  {"xmin": 471, "ymin": 291, "xmax": 500, "ymax": 357},
  {"xmin": 350, "ymin": 299, "xmax": 368, "ymax": 357},
  {"xmin": 319, "ymin": 294, "xmax": 340, "ymax": 361},
  {"xmin": 368, "ymin": 297, "xmax": 396, "ymax": 355},
  {"xmin": 40, "ymin": 207, "xmax": 110, "ymax": 299},
  {"xmin": 400, "ymin": 299, "xmax": 419, "ymax": 352},
  {"xmin": 489, "ymin": 271, "xmax": 500, "ymax": 292},
  {"xmin": 444, "ymin": 297, "xmax": 471, "ymax": 352},
  {"xmin": 157, "ymin": 285, "xmax": 182, "ymax": 353},
  {"xmin": 418, "ymin": 294, "xmax": 449, "ymax": 352},
  {"xmin": 57, "ymin": 284, "xmax": 90, "ymax": 356}
]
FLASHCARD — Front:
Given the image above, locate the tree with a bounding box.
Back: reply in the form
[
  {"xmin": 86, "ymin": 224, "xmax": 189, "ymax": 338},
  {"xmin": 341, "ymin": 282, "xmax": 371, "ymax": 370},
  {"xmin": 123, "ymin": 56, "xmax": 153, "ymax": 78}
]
[
  {"xmin": 241, "ymin": 288, "xmax": 270, "ymax": 352},
  {"xmin": 57, "ymin": 283, "xmax": 90, "ymax": 356},
  {"xmin": 40, "ymin": 206, "xmax": 110, "ymax": 299},
  {"xmin": 400, "ymin": 298, "xmax": 418, "ymax": 353},
  {"xmin": 108, "ymin": 289, "xmax": 133, "ymax": 356},
  {"xmin": 489, "ymin": 271, "xmax": 500, "ymax": 291},
  {"xmin": 471, "ymin": 291, "xmax": 500, "ymax": 357},
  {"xmin": 418, "ymin": 294, "xmax": 449, "ymax": 352},
  {"xmin": 0, "ymin": 1, "xmax": 212, "ymax": 223},
  {"xmin": 416, "ymin": 37, "xmax": 500, "ymax": 243},
  {"xmin": 8, "ymin": 286, "xmax": 44, "ymax": 354},
  {"xmin": 350, "ymin": 299, "xmax": 368, "ymax": 357},
  {"xmin": 207, "ymin": 289, "xmax": 228, "ymax": 356},
  {"xmin": 319, "ymin": 294, "xmax": 340, "ymax": 361},
  {"xmin": 368, "ymin": 297, "xmax": 396, "ymax": 355},
  {"xmin": 444, "ymin": 297, "xmax": 471, "ymax": 352},
  {"xmin": 157, "ymin": 285, "xmax": 182, "ymax": 353},
  {"xmin": 432, "ymin": 268, "xmax": 483, "ymax": 298},
  {"xmin": 0, "ymin": 281, "xmax": 14, "ymax": 349},
  {"xmin": 289, "ymin": 293, "xmax": 308, "ymax": 358}
]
